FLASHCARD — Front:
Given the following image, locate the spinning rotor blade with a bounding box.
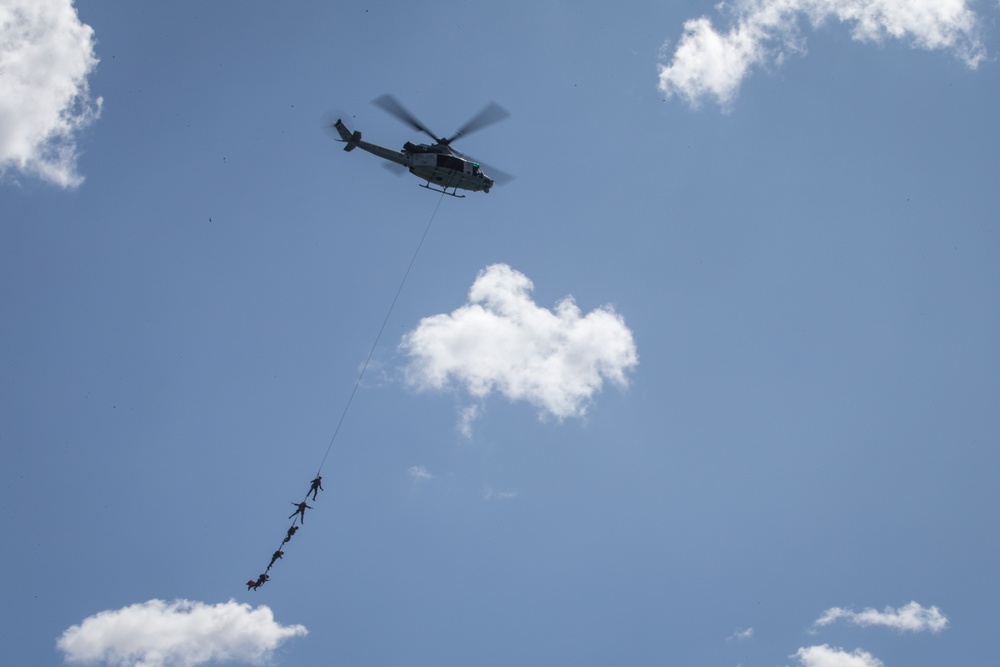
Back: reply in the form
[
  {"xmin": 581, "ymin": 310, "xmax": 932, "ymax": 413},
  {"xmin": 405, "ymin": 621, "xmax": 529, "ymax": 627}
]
[
  {"xmin": 453, "ymin": 148, "xmax": 515, "ymax": 185},
  {"xmin": 373, "ymin": 94, "xmax": 442, "ymax": 143},
  {"xmin": 446, "ymin": 102, "xmax": 510, "ymax": 145},
  {"xmin": 320, "ymin": 109, "xmax": 351, "ymax": 140},
  {"xmin": 478, "ymin": 161, "xmax": 515, "ymax": 185},
  {"xmin": 381, "ymin": 162, "xmax": 407, "ymax": 176}
]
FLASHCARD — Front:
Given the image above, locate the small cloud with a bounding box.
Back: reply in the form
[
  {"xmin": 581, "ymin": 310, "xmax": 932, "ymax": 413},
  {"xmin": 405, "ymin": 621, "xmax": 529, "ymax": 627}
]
[
  {"xmin": 408, "ymin": 465, "xmax": 433, "ymax": 481},
  {"xmin": 483, "ymin": 485, "xmax": 518, "ymax": 501},
  {"xmin": 458, "ymin": 403, "xmax": 481, "ymax": 438},
  {"xmin": 57, "ymin": 599, "xmax": 307, "ymax": 667},
  {"xmin": 793, "ymin": 644, "xmax": 883, "ymax": 667},
  {"xmin": 0, "ymin": 0, "xmax": 103, "ymax": 187},
  {"xmin": 727, "ymin": 626, "xmax": 753, "ymax": 641},
  {"xmin": 658, "ymin": 0, "xmax": 986, "ymax": 109},
  {"xmin": 400, "ymin": 264, "xmax": 638, "ymax": 430},
  {"xmin": 813, "ymin": 601, "xmax": 949, "ymax": 633}
]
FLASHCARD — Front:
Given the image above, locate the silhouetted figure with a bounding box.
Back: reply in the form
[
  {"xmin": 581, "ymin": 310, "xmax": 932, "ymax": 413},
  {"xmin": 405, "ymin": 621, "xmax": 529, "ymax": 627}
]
[
  {"xmin": 246, "ymin": 579, "xmax": 259, "ymax": 591},
  {"xmin": 267, "ymin": 549, "xmax": 284, "ymax": 571},
  {"xmin": 254, "ymin": 573, "xmax": 269, "ymax": 589},
  {"xmin": 308, "ymin": 475, "xmax": 324, "ymax": 501},
  {"xmin": 289, "ymin": 501, "xmax": 312, "ymax": 524},
  {"xmin": 282, "ymin": 524, "xmax": 299, "ymax": 544}
]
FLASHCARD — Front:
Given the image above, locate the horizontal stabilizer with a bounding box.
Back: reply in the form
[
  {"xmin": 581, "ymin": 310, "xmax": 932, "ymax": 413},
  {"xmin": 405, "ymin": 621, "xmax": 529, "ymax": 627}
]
[{"xmin": 344, "ymin": 130, "xmax": 361, "ymax": 152}]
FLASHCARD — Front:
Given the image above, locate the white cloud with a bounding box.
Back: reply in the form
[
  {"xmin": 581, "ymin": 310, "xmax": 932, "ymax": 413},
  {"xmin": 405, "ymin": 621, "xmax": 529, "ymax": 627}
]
[
  {"xmin": 727, "ymin": 626, "xmax": 754, "ymax": 641},
  {"xmin": 57, "ymin": 599, "xmax": 307, "ymax": 667},
  {"xmin": 658, "ymin": 0, "xmax": 986, "ymax": 109},
  {"xmin": 400, "ymin": 264, "xmax": 638, "ymax": 427},
  {"xmin": 458, "ymin": 403, "xmax": 481, "ymax": 437},
  {"xmin": 793, "ymin": 644, "xmax": 883, "ymax": 667},
  {"xmin": 408, "ymin": 464, "xmax": 433, "ymax": 481},
  {"xmin": 814, "ymin": 601, "xmax": 949, "ymax": 633},
  {"xmin": 0, "ymin": 0, "xmax": 102, "ymax": 187},
  {"xmin": 483, "ymin": 485, "xmax": 518, "ymax": 501}
]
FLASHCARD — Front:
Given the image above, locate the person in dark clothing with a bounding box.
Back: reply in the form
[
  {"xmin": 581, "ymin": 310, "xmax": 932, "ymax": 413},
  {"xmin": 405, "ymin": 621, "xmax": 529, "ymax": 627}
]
[
  {"xmin": 308, "ymin": 475, "xmax": 324, "ymax": 501},
  {"xmin": 282, "ymin": 524, "xmax": 299, "ymax": 544},
  {"xmin": 289, "ymin": 501, "xmax": 312, "ymax": 524},
  {"xmin": 246, "ymin": 579, "xmax": 259, "ymax": 591},
  {"xmin": 254, "ymin": 573, "xmax": 269, "ymax": 589},
  {"xmin": 267, "ymin": 550, "xmax": 284, "ymax": 571}
]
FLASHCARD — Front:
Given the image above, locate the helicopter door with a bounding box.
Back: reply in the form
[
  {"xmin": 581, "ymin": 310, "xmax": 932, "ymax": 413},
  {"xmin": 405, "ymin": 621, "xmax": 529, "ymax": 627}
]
[{"xmin": 436, "ymin": 154, "xmax": 465, "ymax": 171}]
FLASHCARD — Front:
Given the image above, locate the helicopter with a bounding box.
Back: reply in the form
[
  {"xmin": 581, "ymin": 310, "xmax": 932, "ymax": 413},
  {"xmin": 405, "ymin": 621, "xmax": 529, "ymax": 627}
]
[{"xmin": 329, "ymin": 94, "xmax": 511, "ymax": 198}]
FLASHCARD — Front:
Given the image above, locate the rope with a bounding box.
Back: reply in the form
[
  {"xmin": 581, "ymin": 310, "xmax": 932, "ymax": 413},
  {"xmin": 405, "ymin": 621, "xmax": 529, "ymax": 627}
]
[
  {"xmin": 316, "ymin": 188, "xmax": 446, "ymax": 474},
  {"xmin": 248, "ymin": 189, "xmax": 447, "ymax": 590}
]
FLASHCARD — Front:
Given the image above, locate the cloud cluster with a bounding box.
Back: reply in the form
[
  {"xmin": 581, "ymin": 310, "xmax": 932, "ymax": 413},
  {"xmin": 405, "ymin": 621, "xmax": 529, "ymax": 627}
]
[
  {"xmin": 57, "ymin": 599, "xmax": 307, "ymax": 667},
  {"xmin": 658, "ymin": 0, "xmax": 986, "ymax": 109},
  {"xmin": 0, "ymin": 0, "xmax": 102, "ymax": 187},
  {"xmin": 814, "ymin": 601, "xmax": 949, "ymax": 633},
  {"xmin": 400, "ymin": 264, "xmax": 638, "ymax": 426},
  {"xmin": 784, "ymin": 601, "xmax": 949, "ymax": 667},
  {"xmin": 794, "ymin": 644, "xmax": 883, "ymax": 667}
]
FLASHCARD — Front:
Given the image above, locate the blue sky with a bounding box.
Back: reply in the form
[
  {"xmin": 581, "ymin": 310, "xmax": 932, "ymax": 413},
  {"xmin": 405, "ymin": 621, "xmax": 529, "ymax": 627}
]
[{"xmin": 2, "ymin": 1, "xmax": 999, "ymax": 666}]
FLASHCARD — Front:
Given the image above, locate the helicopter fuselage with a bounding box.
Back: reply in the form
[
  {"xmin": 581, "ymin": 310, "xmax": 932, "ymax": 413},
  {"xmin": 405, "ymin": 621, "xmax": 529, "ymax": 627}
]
[{"xmin": 333, "ymin": 119, "xmax": 492, "ymax": 196}]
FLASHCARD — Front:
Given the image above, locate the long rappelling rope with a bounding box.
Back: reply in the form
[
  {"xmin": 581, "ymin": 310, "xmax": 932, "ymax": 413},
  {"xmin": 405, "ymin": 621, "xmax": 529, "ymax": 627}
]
[
  {"xmin": 246, "ymin": 190, "xmax": 447, "ymax": 592},
  {"xmin": 316, "ymin": 188, "xmax": 446, "ymax": 474}
]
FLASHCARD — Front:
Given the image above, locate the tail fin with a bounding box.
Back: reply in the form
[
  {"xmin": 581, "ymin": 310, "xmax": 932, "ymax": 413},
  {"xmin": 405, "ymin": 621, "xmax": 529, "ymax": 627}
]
[{"xmin": 333, "ymin": 119, "xmax": 362, "ymax": 152}]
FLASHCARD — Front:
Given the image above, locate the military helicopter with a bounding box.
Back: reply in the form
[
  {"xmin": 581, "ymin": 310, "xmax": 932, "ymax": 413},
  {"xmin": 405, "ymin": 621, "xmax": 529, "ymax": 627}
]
[{"xmin": 329, "ymin": 94, "xmax": 511, "ymax": 197}]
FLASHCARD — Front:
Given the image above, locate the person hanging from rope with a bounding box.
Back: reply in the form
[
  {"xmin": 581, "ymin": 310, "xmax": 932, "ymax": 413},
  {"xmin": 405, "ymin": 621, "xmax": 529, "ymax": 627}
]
[
  {"xmin": 289, "ymin": 501, "xmax": 312, "ymax": 524},
  {"xmin": 245, "ymin": 198, "xmax": 442, "ymax": 591},
  {"xmin": 246, "ymin": 572, "xmax": 269, "ymax": 591},
  {"xmin": 308, "ymin": 475, "xmax": 324, "ymax": 501}
]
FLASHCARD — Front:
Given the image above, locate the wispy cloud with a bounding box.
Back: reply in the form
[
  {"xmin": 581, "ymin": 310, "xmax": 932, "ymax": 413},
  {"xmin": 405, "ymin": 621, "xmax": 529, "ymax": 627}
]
[
  {"xmin": 458, "ymin": 403, "xmax": 481, "ymax": 438},
  {"xmin": 793, "ymin": 644, "xmax": 883, "ymax": 667},
  {"xmin": 400, "ymin": 264, "xmax": 637, "ymax": 429},
  {"xmin": 57, "ymin": 599, "xmax": 307, "ymax": 667},
  {"xmin": 658, "ymin": 0, "xmax": 986, "ymax": 109},
  {"xmin": 0, "ymin": 0, "xmax": 102, "ymax": 187},
  {"xmin": 727, "ymin": 626, "xmax": 754, "ymax": 641},
  {"xmin": 408, "ymin": 465, "xmax": 434, "ymax": 481},
  {"xmin": 483, "ymin": 485, "xmax": 518, "ymax": 501},
  {"xmin": 813, "ymin": 601, "xmax": 949, "ymax": 633}
]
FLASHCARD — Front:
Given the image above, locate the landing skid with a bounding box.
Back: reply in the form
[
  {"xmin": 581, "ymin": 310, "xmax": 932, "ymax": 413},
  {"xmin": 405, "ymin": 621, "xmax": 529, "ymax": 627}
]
[{"xmin": 420, "ymin": 182, "xmax": 465, "ymax": 198}]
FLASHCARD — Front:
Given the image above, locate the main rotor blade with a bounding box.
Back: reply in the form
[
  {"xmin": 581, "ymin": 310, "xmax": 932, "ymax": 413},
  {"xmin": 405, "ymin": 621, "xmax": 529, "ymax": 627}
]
[
  {"xmin": 372, "ymin": 94, "xmax": 442, "ymax": 143},
  {"xmin": 453, "ymin": 149, "xmax": 515, "ymax": 185},
  {"xmin": 381, "ymin": 162, "xmax": 407, "ymax": 176},
  {"xmin": 446, "ymin": 102, "xmax": 510, "ymax": 144},
  {"xmin": 480, "ymin": 162, "xmax": 515, "ymax": 186}
]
